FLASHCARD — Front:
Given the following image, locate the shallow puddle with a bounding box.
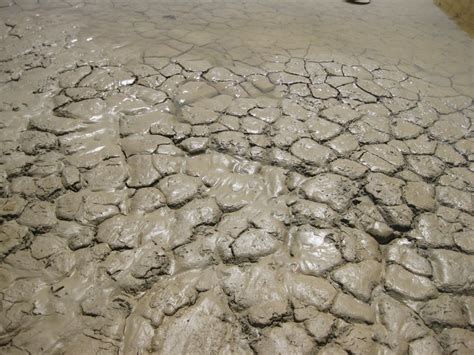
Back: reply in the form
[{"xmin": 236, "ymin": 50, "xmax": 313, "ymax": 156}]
[{"xmin": 0, "ymin": 0, "xmax": 473, "ymax": 354}]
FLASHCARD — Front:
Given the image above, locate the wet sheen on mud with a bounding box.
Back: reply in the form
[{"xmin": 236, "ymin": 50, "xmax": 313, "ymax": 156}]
[{"xmin": 0, "ymin": 0, "xmax": 473, "ymax": 354}]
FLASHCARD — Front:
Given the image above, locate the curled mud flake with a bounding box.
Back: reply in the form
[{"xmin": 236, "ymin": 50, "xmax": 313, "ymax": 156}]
[
  {"xmin": 0, "ymin": 195, "xmax": 27, "ymax": 217},
  {"xmin": 151, "ymin": 293, "xmax": 248, "ymax": 354},
  {"xmin": 130, "ymin": 246, "xmax": 171, "ymax": 279},
  {"xmin": 127, "ymin": 154, "xmax": 161, "ymax": 188},
  {"xmin": 403, "ymin": 181, "xmax": 436, "ymax": 211},
  {"xmin": 309, "ymin": 83, "xmax": 338, "ymax": 99},
  {"xmin": 439, "ymin": 328, "xmax": 474, "ymax": 354},
  {"xmin": 330, "ymin": 159, "xmax": 367, "ymax": 179},
  {"xmin": 420, "ymin": 294, "xmax": 468, "ymax": 328},
  {"xmin": 332, "ymin": 260, "xmax": 382, "ymax": 302},
  {"xmin": 331, "ymin": 292, "xmax": 376, "ymax": 324},
  {"xmin": 158, "ymin": 173, "xmax": 202, "ymax": 207},
  {"xmin": 181, "ymin": 105, "xmax": 220, "ymax": 125},
  {"xmin": 377, "ymin": 294, "xmax": 430, "ymax": 352},
  {"xmin": 301, "ymin": 173, "xmax": 359, "ymax": 212},
  {"xmin": 406, "ymin": 154, "xmax": 445, "ymax": 179},
  {"xmin": 384, "ymin": 264, "xmax": 438, "ymax": 301},
  {"xmin": 385, "ymin": 239, "xmax": 432, "ymax": 276},
  {"xmin": 292, "ymin": 199, "xmax": 339, "ymax": 228},
  {"xmin": 79, "ymin": 67, "xmax": 136, "ymax": 91},
  {"xmin": 231, "ymin": 229, "xmax": 280, "ymax": 262},
  {"xmin": 290, "ymin": 138, "xmax": 336, "ymax": 166},
  {"xmin": 303, "ymin": 311, "xmax": 336, "ymax": 343},
  {"xmin": 408, "ymin": 336, "xmax": 443, "ymax": 355},
  {"xmin": 123, "ymin": 134, "xmax": 172, "ymax": 155},
  {"xmin": 288, "ymin": 272, "xmax": 338, "ymax": 312},
  {"xmin": 253, "ymin": 322, "xmax": 315, "ymax": 354},
  {"xmin": 130, "ymin": 187, "xmax": 166, "ymax": 214},
  {"xmin": 175, "ymin": 81, "xmax": 218, "ymax": 105},
  {"xmin": 365, "ymin": 173, "xmax": 404, "ymax": 206},
  {"xmin": 429, "ymin": 249, "xmax": 474, "ymax": 292},
  {"xmin": 306, "ymin": 117, "xmax": 342, "ymax": 141},
  {"xmin": 210, "ymin": 131, "xmax": 249, "ymax": 156},
  {"xmin": 180, "ymin": 137, "xmax": 209, "ymax": 153},
  {"xmin": 248, "ymin": 74, "xmax": 275, "ymax": 93},
  {"xmin": 290, "ymin": 225, "xmax": 343, "ymax": 276},
  {"xmin": 334, "ymin": 323, "xmax": 380, "ymax": 354},
  {"xmin": 17, "ymin": 201, "xmax": 57, "ymax": 230},
  {"xmin": 436, "ymin": 185, "xmax": 473, "ymax": 213},
  {"xmin": 0, "ymin": 221, "xmax": 29, "ymax": 260}
]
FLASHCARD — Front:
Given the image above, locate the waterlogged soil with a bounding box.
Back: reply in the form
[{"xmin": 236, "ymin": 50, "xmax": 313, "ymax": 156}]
[{"xmin": 0, "ymin": 0, "xmax": 473, "ymax": 354}]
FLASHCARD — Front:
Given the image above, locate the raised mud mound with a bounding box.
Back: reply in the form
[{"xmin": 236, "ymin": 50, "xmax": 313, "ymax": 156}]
[{"xmin": 0, "ymin": 0, "xmax": 473, "ymax": 354}]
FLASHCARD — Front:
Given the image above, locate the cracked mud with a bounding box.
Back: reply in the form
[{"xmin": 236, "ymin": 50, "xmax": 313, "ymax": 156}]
[{"xmin": 0, "ymin": 0, "xmax": 473, "ymax": 354}]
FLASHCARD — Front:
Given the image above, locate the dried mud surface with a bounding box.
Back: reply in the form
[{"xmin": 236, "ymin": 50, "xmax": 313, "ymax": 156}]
[{"xmin": 0, "ymin": 0, "xmax": 473, "ymax": 354}]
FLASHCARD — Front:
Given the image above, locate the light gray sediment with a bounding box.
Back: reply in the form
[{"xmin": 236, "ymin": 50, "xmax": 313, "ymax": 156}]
[{"xmin": 0, "ymin": 0, "xmax": 473, "ymax": 353}]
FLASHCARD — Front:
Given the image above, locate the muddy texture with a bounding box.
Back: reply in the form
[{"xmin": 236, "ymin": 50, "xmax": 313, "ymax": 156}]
[
  {"xmin": 435, "ymin": 0, "xmax": 474, "ymax": 37},
  {"xmin": 0, "ymin": 0, "xmax": 473, "ymax": 354}
]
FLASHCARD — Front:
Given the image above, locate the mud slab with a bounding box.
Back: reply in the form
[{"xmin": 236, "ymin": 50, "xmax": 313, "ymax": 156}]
[{"xmin": 0, "ymin": 0, "xmax": 473, "ymax": 354}]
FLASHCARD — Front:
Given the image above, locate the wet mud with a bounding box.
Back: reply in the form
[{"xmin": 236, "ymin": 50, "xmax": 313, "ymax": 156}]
[
  {"xmin": 435, "ymin": 0, "xmax": 474, "ymax": 37},
  {"xmin": 0, "ymin": 0, "xmax": 473, "ymax": 354}
]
